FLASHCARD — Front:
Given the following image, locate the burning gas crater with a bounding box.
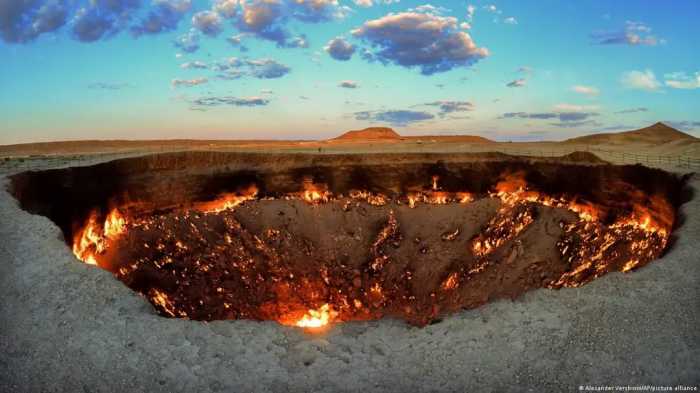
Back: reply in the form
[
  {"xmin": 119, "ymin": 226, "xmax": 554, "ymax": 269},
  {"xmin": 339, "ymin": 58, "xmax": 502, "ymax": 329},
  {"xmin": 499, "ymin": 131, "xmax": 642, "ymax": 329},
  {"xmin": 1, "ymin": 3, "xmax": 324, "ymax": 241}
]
[{"xmin": 69, "ymin": 172, "xmax": 675, "ymax": 329}]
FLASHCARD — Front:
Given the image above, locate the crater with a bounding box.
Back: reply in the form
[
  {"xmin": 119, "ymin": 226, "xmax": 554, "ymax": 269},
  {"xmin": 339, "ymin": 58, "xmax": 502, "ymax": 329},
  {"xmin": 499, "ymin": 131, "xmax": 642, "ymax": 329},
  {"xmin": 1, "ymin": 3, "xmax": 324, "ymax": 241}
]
[{"xmin": 8, "ymin": 152, "xmax": 687, "ymax": 328}]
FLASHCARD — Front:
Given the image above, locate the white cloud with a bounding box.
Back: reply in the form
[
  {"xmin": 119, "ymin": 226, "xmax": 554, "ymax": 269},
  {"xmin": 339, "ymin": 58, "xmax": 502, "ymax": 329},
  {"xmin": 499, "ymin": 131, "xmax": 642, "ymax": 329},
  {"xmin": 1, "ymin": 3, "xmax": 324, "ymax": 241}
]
[
  {"xmin": 503, "ymin": 17, "xmax": 517, "ymax": 25},
  {"xmin": 354, "ymin": 0, "xmax": 373, "ymax": 6},
  {"xmin": 483, "ymin": 4, "xmax": 499, "ymax": 14},
  {"xmin": 213, "ymin": 0, "xmax": 240, "ymax": 18},
  {"xmin": 180, "ymin": 60, "xmax": 208, "ymax": 69},
  {"xmin": 664, "ymin": 72, "xmax": 700, "ymax": 89},
  {"xmin": 466, "ymin": 4, "xmax": 475, "ymax": 21},
  {"xmin": 572, "ymin": 85, "xmax": 599, "ymax": 96},
  {"xmin": 620, "ymin": 69, "xmax": 661, "ymax": 91},
  {"xmin": 553, "ymin": 103, "xmax": 600, "ymax": 112},
  {"xmin": 192, "ymin": 11, "xmax": 222, "ymax": 37}
]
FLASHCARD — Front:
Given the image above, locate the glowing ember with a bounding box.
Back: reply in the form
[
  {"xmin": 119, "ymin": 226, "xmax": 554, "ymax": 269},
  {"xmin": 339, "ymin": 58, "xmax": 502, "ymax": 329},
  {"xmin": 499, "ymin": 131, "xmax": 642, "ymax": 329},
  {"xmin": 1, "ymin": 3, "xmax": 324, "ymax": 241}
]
[
  {"xmin": 441, "ymin": 272, "xmax": 459, "ymax": 291},
  {"xmin": 295, "ymin": 304, "xmax": 337, "ymax": 328},
  {"xmin": 67, "ymin": 170, "xmax": 677, "ymax": 327}
]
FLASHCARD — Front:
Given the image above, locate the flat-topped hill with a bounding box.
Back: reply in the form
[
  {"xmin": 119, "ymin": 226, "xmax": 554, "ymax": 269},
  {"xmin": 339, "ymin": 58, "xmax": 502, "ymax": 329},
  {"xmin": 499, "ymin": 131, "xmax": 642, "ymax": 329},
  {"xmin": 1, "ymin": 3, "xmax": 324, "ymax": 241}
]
[
  {"xmin": 333, "ymin": 127, "xmax": 402, "ymax": 140},
  {"xmin": 331, "ymin": 127, "xmax": 493, "ymax": 143}
]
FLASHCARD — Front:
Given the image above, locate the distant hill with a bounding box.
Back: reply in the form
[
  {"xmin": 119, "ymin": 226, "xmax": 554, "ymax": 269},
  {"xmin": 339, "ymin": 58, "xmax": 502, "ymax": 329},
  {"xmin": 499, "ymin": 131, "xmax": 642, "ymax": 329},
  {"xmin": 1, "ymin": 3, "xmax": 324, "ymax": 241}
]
[
  {"xmin": 565, "ymin": 122, "xmax": 698, "ymax": 145},
  {"xmin": 333, "ymin": 127, "xmax": 402, "ymax": 140},
  {"xmin": 403, "ymin": 135, "xmax": 494, "ymax": 143},
  {"xmin": 331, "ymin": 127, "xmax": 493, "ymax": 143}
]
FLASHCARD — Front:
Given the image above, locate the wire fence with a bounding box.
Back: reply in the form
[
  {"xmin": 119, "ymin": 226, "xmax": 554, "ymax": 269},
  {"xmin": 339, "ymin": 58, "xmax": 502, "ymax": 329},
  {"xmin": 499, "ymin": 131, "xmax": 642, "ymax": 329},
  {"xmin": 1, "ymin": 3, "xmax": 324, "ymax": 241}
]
[
  {"xmin": 396, "ymin": 143, "xmax": 699, "ymax": 170},
  {"xmin": 588, "ymin": 147, "xmax": 700, "ymax": 169},
  {"xmin": 470, "ymin": 146, "xmax": 700, "ymax": 169}
]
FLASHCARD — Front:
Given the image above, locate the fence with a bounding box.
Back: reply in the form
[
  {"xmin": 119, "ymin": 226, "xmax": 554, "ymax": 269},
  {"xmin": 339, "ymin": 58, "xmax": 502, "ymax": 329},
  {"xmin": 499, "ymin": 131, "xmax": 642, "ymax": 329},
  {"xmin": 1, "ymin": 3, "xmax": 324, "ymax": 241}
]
[
  {"xmin": 499, "ymin": 146, "xmax": 699, "ymax": 169},
  {"xmin": 410, "ymin": 144, "xmax": 700, "ymax": 170}
]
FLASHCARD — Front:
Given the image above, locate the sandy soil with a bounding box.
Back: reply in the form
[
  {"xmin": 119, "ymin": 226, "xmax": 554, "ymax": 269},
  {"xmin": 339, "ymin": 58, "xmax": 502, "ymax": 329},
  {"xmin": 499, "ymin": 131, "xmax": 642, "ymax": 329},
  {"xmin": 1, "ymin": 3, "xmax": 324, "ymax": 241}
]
[
  {"xmin": 0, "ymin": 146, "xmax": 698, "ymax": 392},
  {"xmin": 1, "ymin": 135, "xmax": 698, "ymax": 175}
]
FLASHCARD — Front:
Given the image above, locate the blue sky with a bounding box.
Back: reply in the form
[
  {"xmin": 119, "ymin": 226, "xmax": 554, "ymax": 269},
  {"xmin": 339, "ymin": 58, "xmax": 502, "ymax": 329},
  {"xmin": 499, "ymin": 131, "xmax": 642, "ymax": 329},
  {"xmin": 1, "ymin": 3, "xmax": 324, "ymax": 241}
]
[{"xmin": 1, "ymin": 0, "xmax": 699, "ymax": 144}]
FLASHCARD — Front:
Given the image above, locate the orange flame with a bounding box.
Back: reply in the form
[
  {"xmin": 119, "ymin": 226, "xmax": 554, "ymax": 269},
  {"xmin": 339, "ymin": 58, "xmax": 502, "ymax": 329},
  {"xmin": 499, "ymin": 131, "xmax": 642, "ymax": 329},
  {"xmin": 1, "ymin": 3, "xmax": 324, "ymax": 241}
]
[
  {"xmin": 295, "ymin": 303, "xmax": 337, "ymax": 328},
  {"xmin": 195, "ymin": 185, "xmax": 258, "ymax": 213},
  {"xmin": 300, "ymin": 178, "xmax": 331, "ymax": 203},
  {"xmin": 72, "ymin": 208, "xmax": 127, "ymax": 266}
]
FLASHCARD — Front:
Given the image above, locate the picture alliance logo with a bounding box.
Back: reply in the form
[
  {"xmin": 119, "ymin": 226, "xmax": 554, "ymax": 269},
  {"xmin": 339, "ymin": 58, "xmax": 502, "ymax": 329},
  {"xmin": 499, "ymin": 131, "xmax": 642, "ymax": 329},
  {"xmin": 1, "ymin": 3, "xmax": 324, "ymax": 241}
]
[{"xmin": 579, "ymin": 385, "xmax": 699, "ymax": 391}]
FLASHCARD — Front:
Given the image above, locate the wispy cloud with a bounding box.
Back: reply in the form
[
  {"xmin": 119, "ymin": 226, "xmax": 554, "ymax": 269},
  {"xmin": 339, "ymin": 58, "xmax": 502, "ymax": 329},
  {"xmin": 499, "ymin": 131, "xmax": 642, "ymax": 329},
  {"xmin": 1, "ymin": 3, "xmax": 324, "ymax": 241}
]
[
  {"xmin": 354, "ymin": 109, "xmax": 435, "ymax": 126},
  {"xmin": 190, "ymin": 95, "xmax": 270, "ymax": 110},
  {"xmin": 339, "ymin": 80, "xmax": 359, "ymax": 89},
  {"xmin": 171, "ymin": 77, "xmax": 208, "ymax": 88},
  {"xmin": 507, "ymin": 78, "xmax": 526, "ymax": 87},
  {"xmin": 614, "ymin": 107, "xmax": 648, "ymax": 114},
  {"xmin": 424, "ymin": 100, "xmax": 474, "ymax": 117},
  {"xmin": 664, "ymin": 121, "xmax": 700, "ymax": 131},
  {"xmin": 664, "ymin": 72, "xmax": 700, "ymax": 89},
  {"xmin": 621, "ymin": 69, "xmax": 661, "ymax": 91},
  {"xmin": 591, "ymin": 21, "xmax": 663, "ymax": 46},
  {"xmin": 501, "ymin": 110, "xmax": 599, "ymax": 124},
  {"xmin": 181, "ymin": 61, "xmax": 208, "ymax": 69},
  {"xmin": 214, "ymin": 57, "xmax": 291, "ymax": 80},
  {"xmin": 88, "ymin": 82, "xmax": 130, "ymax": 90},
  {"xmin": 572, "ymin": 85, "xmax": 599, "ymax": 96}
]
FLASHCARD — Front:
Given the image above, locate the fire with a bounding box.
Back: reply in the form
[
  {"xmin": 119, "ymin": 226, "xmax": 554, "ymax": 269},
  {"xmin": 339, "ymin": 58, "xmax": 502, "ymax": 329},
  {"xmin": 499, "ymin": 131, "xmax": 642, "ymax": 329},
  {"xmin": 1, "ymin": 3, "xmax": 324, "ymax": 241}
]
[
  {"xmin": 66, "ymin": 171, "xmax": 676, "ymax": 327},
  {"xmin": 300, "ymin": 178, "xmax": 331, "ymax": 203},
  {"xmin": 472, "ymin": 204, "xmax": 535, "ymax": 257},
  {"xmin": 622, "ymin": 259, "xmax": 639, "ymax": 272},
  {"xmin": 150, "ymin": 289, "xmax": 177, "ymax": 317},
  {"xmin": 349, "ymin": 190, "xmax": 387, "ymax": 206},
  {"xmin": 491, "ymin": 171, "xmax": 672, "ymax": 235},
  {"xmin": 457, "ymin": 192, "xmax": 474, "ymax": 204},
  {"xmin": 441, "ymin": 272, "xmax": 459, "ymax": 290},
  {"xmin": 72, "ymin": 208, "xmax": 127, "ymax": 266},
  {"xmin": 295, "ymin": 303, "xmax": 337, "ymax": 328},
  {"xmin": 195, "ymin": 185, "xmax": 258, "ymax": 213},
  {"xmin": 104, "ymin": 209, "xmax": 126, "ymax": 237}
]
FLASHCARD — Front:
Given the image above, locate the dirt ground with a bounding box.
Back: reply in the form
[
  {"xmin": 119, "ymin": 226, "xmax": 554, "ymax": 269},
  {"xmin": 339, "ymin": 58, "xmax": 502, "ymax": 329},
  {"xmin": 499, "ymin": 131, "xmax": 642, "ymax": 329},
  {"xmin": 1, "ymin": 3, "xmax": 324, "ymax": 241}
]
[
  {"xmin": 0, "ymin": 145, "xmax": 698, "ymax": 392},
  {"xmin": 1, "ymin": 131, "xmax": 699, "ymax": 170}
]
